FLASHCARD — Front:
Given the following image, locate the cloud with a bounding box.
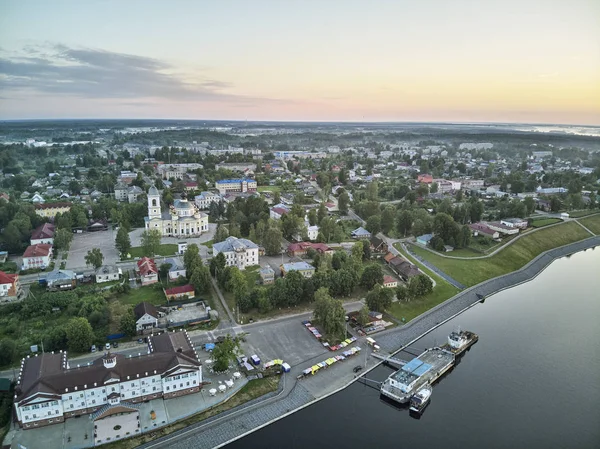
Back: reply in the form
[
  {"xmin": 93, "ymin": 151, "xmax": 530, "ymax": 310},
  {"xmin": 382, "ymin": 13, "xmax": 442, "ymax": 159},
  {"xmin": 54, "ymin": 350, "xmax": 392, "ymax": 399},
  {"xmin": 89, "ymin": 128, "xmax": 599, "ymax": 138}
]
[{"xmin": 0, "ymin": 44, "xmax": 285, "ymax": 106}]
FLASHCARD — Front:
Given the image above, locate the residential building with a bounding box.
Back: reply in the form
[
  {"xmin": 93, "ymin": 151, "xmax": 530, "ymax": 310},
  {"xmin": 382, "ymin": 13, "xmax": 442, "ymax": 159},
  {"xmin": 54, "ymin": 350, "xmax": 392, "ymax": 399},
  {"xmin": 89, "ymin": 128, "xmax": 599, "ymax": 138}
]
[
  {"xmin": 22, "ymin": 244, "xmax": 53, "ymax": 270},
  {"xmin": 13, "ymin": 330, "xmax": 201, "ymax": 442},
  {"xmin": 461, "ymin": 179, "xmax": 484, "ymax": 190},
  {"xmin": 0, "ymin": 271, "xmax": 21, "ymax": 301},
  {"xmin": 370, "ymin": 236, "xmax": 388, "ymax": 253},
  {"xmin": 127, "ymin": 186, "xmax": 144, "ymax": 203},
  {"xmin": 31, "ymin": 223, "xmax": 55, "ymax": 245},
  {"xmin": 213, "ymin": 237, "xmax": 259, "ymax": 270},
  {"xmin": 215, "ymin": 178, "xmax": 257, "ymax": 195},
  {"xmin": 287, "ymin": 242, "xmax": 333, "ymax": 257},
  {"xmin": 351, "ymin": 227, "xmax": 371, "ymax": 239},
  {"xmin": 417, "ymin": 174, "xmax": 433, "ymax": 184},
  {"xmin": 31, "ymin": 193, "xmax": 45, "ymax": 204},
  {"xmin": 113, "ymin": 184, "xmax": 128, "ymax": 202},
  {"xmin": 259, "ymin": 266, "xmax": 275, "ymax": 284},
  {"xmin": 280, "ymin": 261, "xmax": 315, "ymax": 278},
  {"xmin": 34, "ymin": 202, "xmax": 71, "ymax": 219},
  {"xmin": 137, "ymin": 258, "xmax": 158, "ymax": 286},
  {"xmin": 45, "ymin": 270, "xmax": 76, "ymax": 290},
  {"xmin": 164, "ymin": 258, "xmax": 186, "ymax": 281},
  {"xmin": 215, "ymin": 162, "xmax": 257, "ymax": 173},
  {"xmin": 165, "ymin": 285, "xmax": 195, "ymax": 302},
  {"xmin": 416, "ymin": 234, "xmax": 434, "ymax": 245},
  {"xmin": 157, "ymin": 163, "xmax": 204, "ymax": 180},
  {"xmin": 144, "ymin": 186, "xmax": 209, "ymax": 237},
  {"xmin": 384, "ymin": 254, "xmax": 420, "ymax": 281},
  {"xmin": 134, "ymin": 302, "xmax": 159, "ymax": 332},
  {"xmin": 536, "ymin": 187, "xmax": 567, "ymax": 195},
  {"xmin": 501, "ymin": 218, "xmax": 529, "ymax": 229},
  {"xmin": 269, "ymin": 204, "xmax": 290, "ymax": 220},
  {"xmin": 95, "ymin": 266, "xmax": 121, "ymax": 283},
  {"xmin": 487, "ymin": 222, "xmax": 519, "ymax": 236},
  {"xmin": 383, "ymin": 275, "xmax": 398, "ymax": 289},
  {"xmin": 194, "ymin": 191, "xmax": 221, "ymax": 210},
  {"xmin": 469, "ymin": 223, "xmax": 500, "ymax": 239}
]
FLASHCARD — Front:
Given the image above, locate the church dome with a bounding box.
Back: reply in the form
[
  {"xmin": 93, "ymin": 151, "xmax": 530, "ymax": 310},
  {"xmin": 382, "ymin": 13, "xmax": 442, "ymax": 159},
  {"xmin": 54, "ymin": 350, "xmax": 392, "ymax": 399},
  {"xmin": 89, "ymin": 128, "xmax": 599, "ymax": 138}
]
[
  {"xmin": 148, "ymin": 185, "xmax": 160, "ymax": 196},
  {"xmin": 174, "ymin": 199, "xmax": 194, "ymax": 210}
]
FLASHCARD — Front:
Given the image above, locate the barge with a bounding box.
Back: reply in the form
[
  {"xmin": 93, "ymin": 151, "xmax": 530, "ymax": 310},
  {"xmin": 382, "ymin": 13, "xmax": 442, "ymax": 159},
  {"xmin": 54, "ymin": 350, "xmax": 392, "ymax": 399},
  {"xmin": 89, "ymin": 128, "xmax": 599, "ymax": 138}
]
[{"xmin": 380, "ymin": 329, "xmax": 478, "ymax": 404}]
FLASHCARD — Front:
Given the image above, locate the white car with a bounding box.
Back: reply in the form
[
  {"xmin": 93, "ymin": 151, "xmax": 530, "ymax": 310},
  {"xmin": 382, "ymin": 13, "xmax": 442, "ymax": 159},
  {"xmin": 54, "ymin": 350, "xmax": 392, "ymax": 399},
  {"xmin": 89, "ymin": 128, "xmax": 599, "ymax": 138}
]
[
  {"xmin": 91, "ymin": 345, "xmax": 97, "ymax": 352},
  {"xmin": 105, "ymin": 343, "xmax": 111, "ymax": 350}
]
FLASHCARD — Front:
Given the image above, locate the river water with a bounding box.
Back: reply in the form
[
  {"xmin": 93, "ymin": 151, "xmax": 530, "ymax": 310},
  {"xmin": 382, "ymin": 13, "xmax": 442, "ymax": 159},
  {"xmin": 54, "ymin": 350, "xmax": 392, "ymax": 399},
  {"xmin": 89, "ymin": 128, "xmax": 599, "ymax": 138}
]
[{"xmin": 225, "ymin": 248, "xmax": 600, "ymax": 449}]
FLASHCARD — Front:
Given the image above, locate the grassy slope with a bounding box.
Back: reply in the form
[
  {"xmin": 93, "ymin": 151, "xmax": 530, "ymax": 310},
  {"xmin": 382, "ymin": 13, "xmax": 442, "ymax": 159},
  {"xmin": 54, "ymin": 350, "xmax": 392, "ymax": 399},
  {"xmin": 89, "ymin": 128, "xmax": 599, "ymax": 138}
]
[
  {"xmin": 579, "ymin": 214, "xmax": 600, "ymax": 235},
  {"xmin": 389, "ymin": 245, "xmax": 460, "ymax": 323},
  {"xmin": 410, "ymin": 221, "xmax": 591, "ymax": 287},
  {"xmin": 530, "ymin": 218, "xmax": 562, "ymax": 228}
]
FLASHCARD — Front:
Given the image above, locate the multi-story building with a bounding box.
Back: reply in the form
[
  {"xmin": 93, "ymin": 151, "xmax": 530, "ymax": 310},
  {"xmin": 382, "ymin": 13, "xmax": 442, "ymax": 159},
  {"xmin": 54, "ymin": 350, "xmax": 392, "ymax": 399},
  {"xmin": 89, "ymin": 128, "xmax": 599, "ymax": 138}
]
[
  {"xmin": 157, "ymin": 163, "xmax": 203, "ymax": 180},
  {"xmin": 215, "ymin": 162, "xmax": 257, "ymax": 173},
  {"xmin": 213, "ymin": 237, "xmax": 259, "ymax": 271},
  {"xmin": 34, "ymin": 202, "xmax": 71, "ymax": 219},
  {"xmin": 13, "ymin": 331, "xmax": 202, "ymax": 445},
  {"xmin": 0, "ymin": 271, "xmax": 21, "ymax": 301},
  {"xmin": 215, "ymin": 179, "xmax": 257, "ymax": 195},
  {"xmin": 22, "ymin": 244, "xmax": 53, "ymax": 270},
  {"xmin": 280, "ymin": 261, "xmax": 315, "ymax": 278},
  {"xmin": 30, "ymin": 223, "xmax": 55, "ymax": 245},
  {"xmin": 137, "ymin": 257, "xmax": 158, "ymax": 286},
  {"xmin": 144, "ymin": 186, "xmax": 209, "ymax": 237},
  {"xmin": 194, "ymin": 191, "xmax": 221, "ymax": 209}
]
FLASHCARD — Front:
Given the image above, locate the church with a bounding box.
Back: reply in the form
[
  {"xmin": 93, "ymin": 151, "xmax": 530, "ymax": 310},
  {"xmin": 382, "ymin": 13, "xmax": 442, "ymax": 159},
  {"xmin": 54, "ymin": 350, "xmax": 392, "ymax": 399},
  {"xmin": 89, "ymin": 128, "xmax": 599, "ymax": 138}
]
[{"xmin": 144, "ymin": 186, "xmax": 209, "ymax": 237}]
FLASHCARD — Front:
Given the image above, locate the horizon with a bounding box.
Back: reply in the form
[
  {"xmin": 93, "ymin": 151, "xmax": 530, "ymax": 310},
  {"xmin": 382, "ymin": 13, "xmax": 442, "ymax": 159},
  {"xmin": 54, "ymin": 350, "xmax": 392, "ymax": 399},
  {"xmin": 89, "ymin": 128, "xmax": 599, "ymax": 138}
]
[{"xmin": 1, "ymin": 0, "xmax": 599, "ymax": 125}]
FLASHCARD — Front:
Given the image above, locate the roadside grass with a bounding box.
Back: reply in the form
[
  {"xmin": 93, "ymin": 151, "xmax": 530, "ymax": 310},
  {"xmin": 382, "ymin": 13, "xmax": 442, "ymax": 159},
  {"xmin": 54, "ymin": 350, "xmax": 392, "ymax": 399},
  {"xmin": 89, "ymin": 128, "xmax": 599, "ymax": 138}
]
[
  {"xmin": 129, "ymin": 244, "xmax": 178, "ymax": 258},
  {"xmin": 102, "ymin": 377, "xmax": 280, "ymax": 449},
  {"xmin": 579, "ymin": 214, "xmax": 600, "ymax": 235},
  {"xmin": 569, "ymin": 210, "xmax": 596, "ymax": 218},
  {"xmin": 530, "ymin": 218, "xmax": 562, "ymax": 228},
  {"xmin": 202, "ymin": 239, "xmax": 214, "ymax": 249},
  {"xmin": 390, "ymin": 245, "xmax": 460, "ymax": 323},
  {"xmin": 116, "ymin": 284, "xmax": 166, "ymax": 306},
  {"xmin": 408, "ymin": 221, "xmax": 591, "ymax": 287},
  {"xmin": 0, "ymin": 261, "xmax": 18, "ymax": 273},
  {"xmin": 257, "ymin": 185, "xmax": 282, "ymax": 193}
]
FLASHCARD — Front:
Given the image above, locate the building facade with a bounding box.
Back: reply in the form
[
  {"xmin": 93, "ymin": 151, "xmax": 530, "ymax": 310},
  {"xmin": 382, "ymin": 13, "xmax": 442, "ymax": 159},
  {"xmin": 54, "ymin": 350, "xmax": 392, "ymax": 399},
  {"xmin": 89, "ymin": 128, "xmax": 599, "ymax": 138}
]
[
  {"xmin": 215, "ymin": 179, "xmax": 257, "ymax": 195},
  {"xmin": 22, "ymin": 244, "xmax": 53, "ymax": 270},
  {"xmin": 30, "ymin": 223, "xmax": 55, "ymax": 245},
  {"xmin": 144, "ymin": 186, "xmax": 209, "ymax": 237},
  {"xmin": 0, "ymin": 271, "xmax": 21, "ymax": 301},
  {"xmin": 213, "ymin": 237, "xmax": 259, "ymax": 271},
  {"xmin": 34, "ymin": 202, "xmax": 71, "ymax": 219},
  {"xmin": 194, "ymin": 191, "xmax": 221, "ymax": 209},
  {"xmin": 14, "ymin": 331, "xmax": 202, "ymax": 443}
]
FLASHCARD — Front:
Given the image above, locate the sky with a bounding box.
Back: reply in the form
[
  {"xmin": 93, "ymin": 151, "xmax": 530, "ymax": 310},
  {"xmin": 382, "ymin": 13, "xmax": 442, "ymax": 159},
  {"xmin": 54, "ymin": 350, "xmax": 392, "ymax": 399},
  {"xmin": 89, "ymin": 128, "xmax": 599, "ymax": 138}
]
[{"xmin": 0, "ymin": 0, "xmax": 599, "ymax": 125}]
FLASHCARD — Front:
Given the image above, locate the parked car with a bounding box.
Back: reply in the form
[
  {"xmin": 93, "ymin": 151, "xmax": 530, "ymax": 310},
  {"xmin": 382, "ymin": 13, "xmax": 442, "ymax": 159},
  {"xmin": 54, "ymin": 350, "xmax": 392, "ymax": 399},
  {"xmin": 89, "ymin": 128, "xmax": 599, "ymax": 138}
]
[
  {"xmin": 137, "ymin": 338, "xmax": 144, "ymax": 344},
  {"xmin": 105, "ymin": 343, "xmax": 111, "ymax": 350},
  {"xmin": 91, "ymin": 345, "xmax": 97, "ymax": 353},
  {"xmin": 112, "ymin": 342, "xmax": 119, "ymax": 348}
]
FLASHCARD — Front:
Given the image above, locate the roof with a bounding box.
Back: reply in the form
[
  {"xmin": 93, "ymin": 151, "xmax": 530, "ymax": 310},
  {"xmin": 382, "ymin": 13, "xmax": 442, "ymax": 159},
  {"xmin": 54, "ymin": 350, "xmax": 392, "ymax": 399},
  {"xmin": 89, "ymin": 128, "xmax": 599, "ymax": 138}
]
[
  {"xmin": 469, "ymin": 223, "xmax": 497, "ymax": 235},
  {"xmin": 0, "ymin": 271, "xmax": 18, "ymax": 285},
  {"xmin": 271, "ymin": 207, "xmax": 289, "ymax": 216},
  {"xmin": 281, "ymin": 261, "xmax": 315, "ymax": 272},
  {"xmin": 16, "ymin": 331, "xmax": 200, "ymax": 403},
  {"xmin": 287, "ymin": 242, "xmax": 331, "ymax": 253},
  {"xmin": 216, "ymin": 178, "xmax": 255, "ymax": 184},
  {"xmin": 34, "ymin": 202, "xmax": 71, "ymax": 210},
  {"xmin": 384, "ymin": 252, "xmax": 396, "ymax": 263},
  {"xmin": 23, "ymin": 243, "xmax": 52, "ymax": 258},
  {"xmin": 259, "ymin": 266, "xmax": 274, "ymax": 275},
  {"xmin": 46, "ymin": 270, "xmax": 76, "ymax": 282},
  {"xmin": 383, "ymin": 275, "xmax": 397, "ymax": 285},
  {"xmin": 148, "ymin": 185, "xmax": 160, "ymax": 196},
  {"xmin": 164, "ymin": 284, "xmax": 195, "ymax": 295},
  {"xmin": 31, "ymin": 223, "xmax": 55, "ymax": 240},
  {"xmin": 351, "ymin": 227, "xmax": 371, "ymax": 236},
  {"xmin": 213, "ymin": 236, "xmax": 258, "ymax": 253},
  {"xmin": 137, "ymin": 257, "xmax": 158, "ymax": 276},
  {"xmin": 370, "ymin": 236, "xmax": 385, "ymax": 248},
  {"xmin": 417, "ymin": 234, "xmax": 434, "ymax": 242},
  {"xmin": 95, "ymin": 265, "xmax": 119, "ymax": 275},
  {"xmin": 133, "ymin": 301, "xmax": 159, "ymax": 320}
]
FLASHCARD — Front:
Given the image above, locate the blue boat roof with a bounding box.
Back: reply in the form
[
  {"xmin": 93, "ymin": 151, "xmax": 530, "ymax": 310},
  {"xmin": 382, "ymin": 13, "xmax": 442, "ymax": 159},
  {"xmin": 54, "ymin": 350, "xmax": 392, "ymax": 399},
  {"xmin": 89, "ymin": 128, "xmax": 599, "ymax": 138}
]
[
  {"xmin": 216, "ymin": 178, "xmax": 255, "ymax": 184},
  {"xmin": 402, "ymin": 358, "xmax": 424, "ymax": 373},
  {"xmin": 413, "ymin": 362, "xmax": 432, "ymax": 377}
]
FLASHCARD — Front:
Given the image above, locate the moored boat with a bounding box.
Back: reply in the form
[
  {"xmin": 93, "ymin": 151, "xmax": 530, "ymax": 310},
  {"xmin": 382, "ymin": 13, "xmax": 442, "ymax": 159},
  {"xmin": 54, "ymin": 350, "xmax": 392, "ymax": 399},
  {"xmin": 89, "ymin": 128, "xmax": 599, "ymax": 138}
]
[
  {"xmin": 409, "ymin": 385, "xmax": 432, "ymax": 413},
  {"xmin": 443, "ymin": 327, "xmax": 479, "ymax": 356}
]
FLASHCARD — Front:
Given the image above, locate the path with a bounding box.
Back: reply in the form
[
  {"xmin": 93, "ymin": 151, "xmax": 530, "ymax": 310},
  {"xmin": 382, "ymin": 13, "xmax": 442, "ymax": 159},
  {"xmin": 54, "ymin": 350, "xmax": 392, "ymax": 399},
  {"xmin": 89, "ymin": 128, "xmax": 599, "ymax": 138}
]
[
  {"xmin": 210, "ymin": 276, "xmax": 236, "ymax": 324},
  {"xmin": 402, "ymin": 243, "xmax": 466, "ymax": 289},
  {"xmin": 574, "ymin": 218, "xmax": 596, "ymax": 236}
]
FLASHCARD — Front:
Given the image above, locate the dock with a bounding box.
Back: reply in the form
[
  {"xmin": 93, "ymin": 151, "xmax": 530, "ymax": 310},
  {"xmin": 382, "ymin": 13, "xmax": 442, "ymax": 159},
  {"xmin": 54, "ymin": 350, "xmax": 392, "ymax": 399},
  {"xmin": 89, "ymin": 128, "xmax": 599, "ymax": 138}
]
[{"xmin": 371, "ymin": 352, "xmax": 407, "ymax": 368}]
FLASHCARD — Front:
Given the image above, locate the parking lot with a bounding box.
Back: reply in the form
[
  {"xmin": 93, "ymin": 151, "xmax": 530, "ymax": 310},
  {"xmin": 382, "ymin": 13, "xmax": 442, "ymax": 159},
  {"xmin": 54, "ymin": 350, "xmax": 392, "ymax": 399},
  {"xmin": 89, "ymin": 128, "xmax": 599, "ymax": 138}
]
[{"xmin": 66, "ymin": 229, "xmax": 119, "ymax": 270}]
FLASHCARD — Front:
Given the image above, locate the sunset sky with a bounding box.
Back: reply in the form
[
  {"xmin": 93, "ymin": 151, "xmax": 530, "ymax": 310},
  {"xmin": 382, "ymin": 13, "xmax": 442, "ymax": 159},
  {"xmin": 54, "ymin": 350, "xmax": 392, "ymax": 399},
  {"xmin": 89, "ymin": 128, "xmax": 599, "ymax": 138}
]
[{"xmin": 1, "ymin": 0, "xmax": 599, "ymax": 124}]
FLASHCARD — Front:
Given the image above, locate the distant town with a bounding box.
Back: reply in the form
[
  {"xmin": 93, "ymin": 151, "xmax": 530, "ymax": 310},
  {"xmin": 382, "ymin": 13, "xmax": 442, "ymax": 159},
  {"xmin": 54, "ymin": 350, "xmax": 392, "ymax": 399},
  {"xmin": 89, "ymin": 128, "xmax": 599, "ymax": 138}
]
[{"xmin": 0, "ymin": 120, "xmax": 599, "ymax": 449}]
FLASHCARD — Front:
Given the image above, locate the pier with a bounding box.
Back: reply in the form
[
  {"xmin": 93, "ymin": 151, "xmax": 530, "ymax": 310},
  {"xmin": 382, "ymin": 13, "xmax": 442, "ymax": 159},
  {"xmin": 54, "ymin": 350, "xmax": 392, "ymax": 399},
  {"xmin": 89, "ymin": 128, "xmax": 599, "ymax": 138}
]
[{"xmin": 371, "ymin": 352, "xmax": 407, "ymax": 368}]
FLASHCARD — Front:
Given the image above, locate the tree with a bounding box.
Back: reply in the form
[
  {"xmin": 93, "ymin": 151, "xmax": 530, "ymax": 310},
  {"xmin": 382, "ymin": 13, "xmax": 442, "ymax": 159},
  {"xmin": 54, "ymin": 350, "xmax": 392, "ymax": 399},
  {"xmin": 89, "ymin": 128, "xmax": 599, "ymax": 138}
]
[
  {"xmin": 115, "ymin": 226, "xmax": 131, "ymax": 257},
  {"xmin": 357, "ymin": 305, "xmax": 370, "ymax": 327},
  {"xmin": 317, "ymin": 202, "xmax": 327, "ymax": 223},
  {"xmin": 65, "ymin": 317, "xmax": 95, "ymax": 352},
  {"xmin": 523, "ymin": 196, "xmax": 536, "ymax": 215},
  {"xmin": 162, "ymin": 188, "xmax": 174, "ymax": 205},
  {"xmin": 396, "ymin": 285, "xmax": 408, "ymax": 302},
  {"xmin": 212, "ymin": 334, "xmax": 240, "ymax": 372},
  {"xmin": 429, "ymin": 182, "xmax": 438, "ymax": 194},
  {"xmin": 362, "ymin": 239, "xmax": 371, "ymax": 261},
  {"xmin": 550, "ymin": 196, "xmax": 562, "ymax": 212},
  {"xmin": 183, "ymin": 244, "xmax": 202, "ymax": 273},
  {"xmin": 262, "ymin": 227, "xmax": 283, "ymax": 256},
  {"xmin": 214, "ymin": 225, "xmax": 229, "ymax": 243},
  {"xmin": 190, "ymin": 264, "xmax": 211, "ymax": 293},
  {"xmin": 159, "ymin": 263, "xmax": 172, "ymax": 281},
  {"xmin": 0, "ymin": 339, "xmax": 16, "ymax": 367},
  {"xmin": 119, "ymin": 309, "xmax": 137, "ymax": 337},
  {"xmin": 227, "ymin": 267, "xmax": 247, "ymax": 302},
  {"xmin": 366, "ymin": 181, "xmax": 379, "ymax": 201},
  {"xmin": 85, "ymin": 248, "xmax": 104, "ymax": 269},
  {"xmin": 455, "ymin": 189, "xmax": 463, "ymax": 202},
  {"xmin": 54, "ymin": 228, "xmax": 73, "ymax": 251},
  {"xmin": 141, "ymin": 229, "xmax": 162, "ymax": 257},
  {"xmin": 285, "ymin": 270, "xmax": 305, "ymax": 306},
  {"xmin": 210, "ymin": 252, "xmax": 226, "ymax": 277},
  {"xmin": 396, "ymin": 210, "xmax": 413, "ymax": 237},
  {"xmin": 469, "ymin": 200, "xmax": 484, "ymax": 222},
  {"xmin": 360, "ymin": 263, "xmax": 383, "ymax": 290},
  {"xmin": 338, "ymin": 191, "xmax": 350, "ymax": 215},
  {"xmin": 381, "ymin": 207, "xmax": 395, "ymax": 235},
  {"xmin": 307, "ymin": 209, "xmax": 317, "ymax": 226},
  {"xmin": 365, "ymin": 215, "xmax": 381, "ymax": 235},
  {"xmin": 312, "ymin": 288, "xmax": 346, "ymax": 341},
  {"xmin": 366, "ymin": 284, "xmax": 394, "ymax": 312}
]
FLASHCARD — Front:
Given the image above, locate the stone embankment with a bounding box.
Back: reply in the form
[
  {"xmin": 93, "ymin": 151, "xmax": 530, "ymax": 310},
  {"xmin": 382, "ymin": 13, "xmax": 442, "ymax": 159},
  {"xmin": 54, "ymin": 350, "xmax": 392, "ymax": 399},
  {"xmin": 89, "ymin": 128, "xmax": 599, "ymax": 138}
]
[{"xmin": 141, "ymin": 236, "xmax": 600, "ymax": 449}]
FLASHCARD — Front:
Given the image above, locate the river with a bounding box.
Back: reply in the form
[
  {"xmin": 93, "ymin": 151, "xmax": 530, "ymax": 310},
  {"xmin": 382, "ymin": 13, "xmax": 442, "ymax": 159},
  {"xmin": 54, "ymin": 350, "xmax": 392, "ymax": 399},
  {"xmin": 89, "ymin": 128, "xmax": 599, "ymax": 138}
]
[{"xmin": 225, "ymin": 248, "xmax": 600, "ymax": 449}]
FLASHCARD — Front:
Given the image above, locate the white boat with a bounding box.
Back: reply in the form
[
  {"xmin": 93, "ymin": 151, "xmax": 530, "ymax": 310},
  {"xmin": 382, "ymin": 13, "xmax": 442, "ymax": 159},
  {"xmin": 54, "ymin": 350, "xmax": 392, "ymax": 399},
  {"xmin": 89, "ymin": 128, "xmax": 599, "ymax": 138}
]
[
  {"xmin": 445, "ymin": 327, "xmax": 479, "ymax": 355},
  {"xmin": 409, "ymin": 385, "xmax": 432, "ymax": 413}
]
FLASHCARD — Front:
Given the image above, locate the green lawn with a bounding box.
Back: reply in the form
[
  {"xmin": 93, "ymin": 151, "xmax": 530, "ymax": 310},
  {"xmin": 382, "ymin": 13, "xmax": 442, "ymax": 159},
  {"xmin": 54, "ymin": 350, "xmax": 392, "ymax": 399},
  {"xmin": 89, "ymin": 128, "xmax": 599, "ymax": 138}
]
[
  {"xmin": 579, "ymin": 214, "xmax": 600, "ymax": 235},
  {"xmin": 530, "ymin": 218, "xmax": 562, "ymax": 228},
  {"xmin": 257, "ymin": 185, "xmax": 282, "ymax": 193},
  {"xmin": 569, "ymin": 210, "xmax": 596, "ymax": 218},
  {"xmin": 389, "ymin": 245, "xmax": 460, "ymax": 323},
  {"xmin": 117, "ymin": 284, "xmax": 166, "ymax": 306},
  {"xmin": 129, "ymin": 244, "xmax": 178, "ymax": 258},
  {"xmin": 408, "ymin": 221, "xmax": 591, "ymax": 287},
  {"xmin": 202, "ymin": 239, "xmax": 214, "ymax": 249}
]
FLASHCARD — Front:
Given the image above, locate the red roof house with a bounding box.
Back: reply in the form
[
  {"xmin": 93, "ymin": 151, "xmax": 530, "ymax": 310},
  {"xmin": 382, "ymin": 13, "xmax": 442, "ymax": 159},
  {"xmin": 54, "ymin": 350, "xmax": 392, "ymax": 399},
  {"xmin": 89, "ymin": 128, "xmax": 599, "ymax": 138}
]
[
  {"xmin": 22, "ymin": 244, "xmax": 53, "ymax": 270},
  {"xmin": 137, "ymin": 257, "xmax": 158, "ymax": 286},
  {"xmin": 287, "ymin": 242, "xmax": 333, "ymax": 257},
  {"xmin": 417, "ymin": 174, "xmax": 433, "ymax": 184},
  {"xmin": 164, "ymin": 284, "xmax": 195, "ymax": 301},
  {"xmin": 31, "ymin": 223, "xmax": 55, "ymax": 245},
  {"xmin": 0, "ymin": 271, "xmax": 21, "ymax": 299},
  {"xmin": 383, "ymin": 275, "xmax": 398, "ymax": 288}
]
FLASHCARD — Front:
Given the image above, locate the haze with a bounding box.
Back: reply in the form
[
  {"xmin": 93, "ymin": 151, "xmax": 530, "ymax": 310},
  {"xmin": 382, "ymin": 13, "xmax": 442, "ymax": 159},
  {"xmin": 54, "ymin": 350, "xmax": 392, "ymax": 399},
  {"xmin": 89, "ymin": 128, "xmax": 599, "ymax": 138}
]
[{"xmin": 1, "ymin": 0, "xmax": 599, "ymax": 124}]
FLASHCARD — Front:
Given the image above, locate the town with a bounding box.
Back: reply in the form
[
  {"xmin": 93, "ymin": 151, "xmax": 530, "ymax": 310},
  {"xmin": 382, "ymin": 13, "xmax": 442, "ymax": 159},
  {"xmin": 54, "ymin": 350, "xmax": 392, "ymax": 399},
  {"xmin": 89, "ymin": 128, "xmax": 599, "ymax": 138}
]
[{"xmin": 0, "ymin": 120, "xmax": 599, "ymax": 449}]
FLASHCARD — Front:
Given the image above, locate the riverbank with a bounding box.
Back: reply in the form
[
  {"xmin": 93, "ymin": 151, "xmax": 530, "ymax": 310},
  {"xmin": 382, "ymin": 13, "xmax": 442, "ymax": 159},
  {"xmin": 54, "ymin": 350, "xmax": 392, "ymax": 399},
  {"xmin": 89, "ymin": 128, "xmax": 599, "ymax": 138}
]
[{"xmin": 139, "ymin": 234, "xmax": 600, "ymax": 449}]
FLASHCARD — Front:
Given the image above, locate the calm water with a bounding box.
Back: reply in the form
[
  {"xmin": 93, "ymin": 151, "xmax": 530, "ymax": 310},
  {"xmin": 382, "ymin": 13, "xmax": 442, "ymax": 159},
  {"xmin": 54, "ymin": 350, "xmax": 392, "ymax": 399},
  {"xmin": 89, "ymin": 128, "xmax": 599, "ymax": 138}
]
[{"xmin": 226, "ymin": 248, "xmax": 600, "ymax": 449}]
